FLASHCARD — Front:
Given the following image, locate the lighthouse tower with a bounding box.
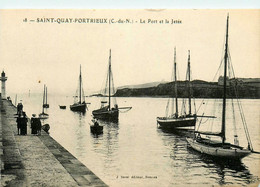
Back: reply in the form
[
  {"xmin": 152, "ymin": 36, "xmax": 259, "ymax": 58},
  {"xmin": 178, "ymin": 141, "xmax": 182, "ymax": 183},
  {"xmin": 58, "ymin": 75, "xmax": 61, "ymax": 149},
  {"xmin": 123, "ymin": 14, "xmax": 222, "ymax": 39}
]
[{"xmin": 0, "ymin": 71, "xmax": 8, "ymax": 100}]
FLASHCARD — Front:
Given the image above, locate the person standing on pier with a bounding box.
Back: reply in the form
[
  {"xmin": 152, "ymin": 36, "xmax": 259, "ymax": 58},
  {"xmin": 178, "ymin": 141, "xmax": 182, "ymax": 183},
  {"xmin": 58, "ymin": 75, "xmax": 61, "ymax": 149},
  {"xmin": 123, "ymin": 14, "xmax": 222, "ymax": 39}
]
[
  {"xmin": 31, "ymin": 114, "xmax": 37, "ymax": 135},
  {"xmin": 20, "ymin": 112, "xmax": 28, "ymax": 135},
  {"xmin": 16, "ymin": 113, "xmax": 22, "ymax": 135},
  {"xmin": 36, "ymin": 116, "xmax": 42, "ymax": 135},
  {"xmin": 17, "ymin": 102, "xmax": 23, "ymax": 115}
]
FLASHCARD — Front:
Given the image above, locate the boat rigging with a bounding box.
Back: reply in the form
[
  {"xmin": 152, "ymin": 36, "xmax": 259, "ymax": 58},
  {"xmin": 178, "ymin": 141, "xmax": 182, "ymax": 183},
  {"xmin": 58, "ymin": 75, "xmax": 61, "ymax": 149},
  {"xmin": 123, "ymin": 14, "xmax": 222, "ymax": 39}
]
[
  {"xmin": 70, "ymin": 65, "xmax": 87, "ymax": 112},
  {"xmin": 39, "ymin": 84, "xmax": 49, "ymax": 119},
  {"xmin": 92, "ymin": 49, "xmax": 131, "ymax": 122},
  {"xmin": 157, "ymin": 48, "xmax": 197, "ymax": 129},
  {"xmin": 186, "ymin": 15, "xmax": 256, "ymax": 159}
]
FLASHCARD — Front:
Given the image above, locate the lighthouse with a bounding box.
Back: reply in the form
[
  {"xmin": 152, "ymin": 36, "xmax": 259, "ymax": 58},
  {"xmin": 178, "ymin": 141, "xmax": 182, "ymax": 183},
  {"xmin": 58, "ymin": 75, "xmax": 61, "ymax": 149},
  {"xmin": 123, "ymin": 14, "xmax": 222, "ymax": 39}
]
[{"xmin": 0, "ymin": 70, "xmax": 8, "ymax": 100}]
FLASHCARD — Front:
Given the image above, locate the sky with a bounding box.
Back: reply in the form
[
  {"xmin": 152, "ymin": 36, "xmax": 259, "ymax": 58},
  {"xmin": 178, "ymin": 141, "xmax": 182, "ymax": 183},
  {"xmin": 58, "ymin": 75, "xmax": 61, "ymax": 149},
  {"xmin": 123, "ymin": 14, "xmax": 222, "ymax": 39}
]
[
  {"xmin": 0, "ymin": 9, "xmax": 259, "ymax": 95},
  {"xmin": 0, "ymin": 0, "xmax": 259, "ymax": 9}
]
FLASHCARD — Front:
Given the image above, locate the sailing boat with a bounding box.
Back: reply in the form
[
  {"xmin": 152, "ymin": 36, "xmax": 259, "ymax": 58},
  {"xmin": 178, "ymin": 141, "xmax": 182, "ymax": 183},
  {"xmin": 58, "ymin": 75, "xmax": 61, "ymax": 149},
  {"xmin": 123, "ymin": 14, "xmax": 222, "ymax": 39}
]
[
  {"xmin": 70, "ymin": 65, "xmax": 87, "ymax": 112},
  {"xmin": 186, "ymin": 15, "xmax": 253, "ymax": 159},
  {"xmin": 39, "ymin": 84, "xmax": 49, "ymax": 118},
  {"xmin": 92, "ymin": 49, "xmax": 132, "ymax": 122},
  {"xmin": 43, "ymin": 85, "xmax": 49, "ymax": 108},
  {"xmin": 157, "ymin": 48, "xmax": 196, "ymax": 129},
  {"xmin": 92, "ymin": 49, "xmax": 119, "ymax": 122}
]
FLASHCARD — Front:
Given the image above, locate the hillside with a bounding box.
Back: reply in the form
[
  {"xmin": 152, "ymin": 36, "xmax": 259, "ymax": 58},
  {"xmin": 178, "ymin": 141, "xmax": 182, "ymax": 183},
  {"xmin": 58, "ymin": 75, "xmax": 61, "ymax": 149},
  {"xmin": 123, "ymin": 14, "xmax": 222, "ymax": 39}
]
[
  {"xmin": 114, "ymin": 79, "xmax": 260, "ymax": 99},
  {"xmin": 117, "ymin": 81, "xmax": 169, "ymax": 89}
]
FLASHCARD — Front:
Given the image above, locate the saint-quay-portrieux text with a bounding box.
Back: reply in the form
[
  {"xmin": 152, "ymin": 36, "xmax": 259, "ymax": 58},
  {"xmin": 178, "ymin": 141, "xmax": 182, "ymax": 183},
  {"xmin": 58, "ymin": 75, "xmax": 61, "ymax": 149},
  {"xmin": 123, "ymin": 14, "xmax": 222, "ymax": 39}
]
[{"xmin": 23, "ymin": 18, "xmax": 182, "ymax": 25}]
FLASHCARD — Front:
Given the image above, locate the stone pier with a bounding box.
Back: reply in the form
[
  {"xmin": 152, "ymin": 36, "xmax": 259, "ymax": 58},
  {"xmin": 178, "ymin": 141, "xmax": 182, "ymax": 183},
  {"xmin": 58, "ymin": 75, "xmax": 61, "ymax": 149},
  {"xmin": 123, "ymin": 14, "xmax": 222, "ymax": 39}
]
[{"xmin": 0, "ymin": 99, "xmax": 108, "ymax": 186}]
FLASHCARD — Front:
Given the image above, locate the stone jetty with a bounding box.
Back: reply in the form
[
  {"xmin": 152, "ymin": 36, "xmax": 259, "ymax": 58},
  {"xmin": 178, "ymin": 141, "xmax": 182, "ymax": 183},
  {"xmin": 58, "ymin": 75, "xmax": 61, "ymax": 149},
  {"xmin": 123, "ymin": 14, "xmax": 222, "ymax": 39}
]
[{"xmin": 0, "ymin": 99, "xmax": 108, "ymax": 186}]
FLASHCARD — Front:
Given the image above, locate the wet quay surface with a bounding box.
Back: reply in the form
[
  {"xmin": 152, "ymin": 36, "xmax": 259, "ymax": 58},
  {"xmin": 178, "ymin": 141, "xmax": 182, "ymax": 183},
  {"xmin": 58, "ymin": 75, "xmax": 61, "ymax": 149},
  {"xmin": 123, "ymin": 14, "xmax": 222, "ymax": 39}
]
[{"xmin": 0, "ymin": 99, "xmax": 108, "ymax": 186}]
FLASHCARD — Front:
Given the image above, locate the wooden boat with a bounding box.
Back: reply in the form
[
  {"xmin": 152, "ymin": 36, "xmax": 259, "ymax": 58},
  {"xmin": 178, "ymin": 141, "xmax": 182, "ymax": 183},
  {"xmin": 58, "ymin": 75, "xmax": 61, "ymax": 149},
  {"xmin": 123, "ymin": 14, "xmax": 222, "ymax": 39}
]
[
  {"xmin": 70, "ymin": 65, "xmax": 87, "ymax": 112},
  {"xmin": 90, "ymin": 124, "xmax": 103, "ymax": 134},
  {"xmin": 92, "ymin": 49, "xmax": 131, "ymax": 122},
  {"xmin": 186, "ymin": 15, "xmax": 253, "ymax": 160},
  {"xmin": 59, "ymin": 105, "xmax": 66, "ymax": 109},
  {"xmin": 90, "ymin": 119, "xmax": 103, "ymax": 134},
  {"xmin": 43, "ymin": 85, "xmax": 49, "ymax": 108},
  {"xmin": 157, "ymin": 49, "xmax": 196, "ymax": 129},
  {"xmin": 90, "ymin": 125, "xmax": 103, "ymax": 134},
  {"xmin": 39, "ymin": 84, "xmax": 49, "ymax": 118}
]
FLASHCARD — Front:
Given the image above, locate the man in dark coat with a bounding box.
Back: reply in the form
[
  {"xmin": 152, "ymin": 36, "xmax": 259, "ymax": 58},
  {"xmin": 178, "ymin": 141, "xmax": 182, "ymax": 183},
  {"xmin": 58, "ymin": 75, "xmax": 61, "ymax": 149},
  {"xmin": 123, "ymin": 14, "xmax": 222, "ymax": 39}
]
[
  {"xmin": 31, "ymin": 114, "xmax": 37, "ymax": 135},
  {"xmin": 20, "ymin": 112, "xmax": 28, "ymax": 135}
]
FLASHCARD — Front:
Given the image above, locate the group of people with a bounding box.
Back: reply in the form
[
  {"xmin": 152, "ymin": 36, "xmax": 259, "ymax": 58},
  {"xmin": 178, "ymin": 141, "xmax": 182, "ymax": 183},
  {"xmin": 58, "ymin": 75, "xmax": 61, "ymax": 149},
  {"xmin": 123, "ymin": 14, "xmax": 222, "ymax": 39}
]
[
  {"xmin": 16, "ymin": 103, "xmax": 42, "ymax": 136},
  {"xmin": 30, "ymin": 114, "xmax": 42, "ymax": 135}
]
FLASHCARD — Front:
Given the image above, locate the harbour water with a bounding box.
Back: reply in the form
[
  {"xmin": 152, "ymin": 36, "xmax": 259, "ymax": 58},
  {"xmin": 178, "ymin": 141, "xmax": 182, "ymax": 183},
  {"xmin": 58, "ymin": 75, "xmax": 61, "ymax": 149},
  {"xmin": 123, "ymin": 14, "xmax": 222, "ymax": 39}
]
[{"xmin": 11, "ymin": 93, "xmax": 260, "ymax": 186}]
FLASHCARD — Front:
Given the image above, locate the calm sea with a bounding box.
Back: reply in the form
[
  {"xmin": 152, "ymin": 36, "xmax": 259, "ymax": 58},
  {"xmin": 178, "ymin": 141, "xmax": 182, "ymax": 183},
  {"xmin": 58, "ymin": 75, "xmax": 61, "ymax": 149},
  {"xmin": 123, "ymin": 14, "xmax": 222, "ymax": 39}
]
[{"xmin": 10, "ymin": 93, "xmax": 260, "ymax": 187}]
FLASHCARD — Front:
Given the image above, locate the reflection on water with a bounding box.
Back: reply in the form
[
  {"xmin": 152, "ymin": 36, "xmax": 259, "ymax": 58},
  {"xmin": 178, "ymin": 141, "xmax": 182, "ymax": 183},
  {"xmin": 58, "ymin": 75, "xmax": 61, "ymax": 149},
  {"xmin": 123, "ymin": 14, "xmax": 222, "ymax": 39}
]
[
  {"xmin": 187, "ymin": 143, "xmax": 256, "ymax": 186},
  {"xmin": 11, "ymin": 94, "xmax": 260, "ymax": 186},
  {"xmin": 158, "ymin": 129, "xmax": 258, "ymax": 186}
]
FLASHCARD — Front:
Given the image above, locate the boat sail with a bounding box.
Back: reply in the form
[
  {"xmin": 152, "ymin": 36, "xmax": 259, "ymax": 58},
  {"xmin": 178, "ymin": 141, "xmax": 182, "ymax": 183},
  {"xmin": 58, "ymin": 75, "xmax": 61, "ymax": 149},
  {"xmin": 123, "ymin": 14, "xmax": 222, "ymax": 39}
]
[
  {"xmin": 92, "ymin": 49, "xmax": 132, "ymax": 122},
  {"xmin": 157, "ymin": 48, "xmax": 196, "ymax": 129},
  {"xmin": 43, "ymin": 85, "xmax": 49, "ymax": 108},
  {"xmin": 39, "ymin": 84, "xmax": 49, "ymax": 118},
  {"xmin": 70, "ymin": 65, "xmax": 87, "ymax": 112},
  {"xmin": 186, "ymin": 15, "xmax": 254, "ymax": 159}
]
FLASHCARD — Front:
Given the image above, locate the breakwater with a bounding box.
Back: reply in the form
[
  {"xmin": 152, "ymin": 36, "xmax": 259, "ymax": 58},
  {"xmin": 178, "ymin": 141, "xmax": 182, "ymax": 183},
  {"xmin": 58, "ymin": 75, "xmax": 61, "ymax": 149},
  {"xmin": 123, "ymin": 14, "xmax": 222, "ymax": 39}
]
[{"xmin": 0, "ymin": 99, "xmax": 108, "ymax": 186}]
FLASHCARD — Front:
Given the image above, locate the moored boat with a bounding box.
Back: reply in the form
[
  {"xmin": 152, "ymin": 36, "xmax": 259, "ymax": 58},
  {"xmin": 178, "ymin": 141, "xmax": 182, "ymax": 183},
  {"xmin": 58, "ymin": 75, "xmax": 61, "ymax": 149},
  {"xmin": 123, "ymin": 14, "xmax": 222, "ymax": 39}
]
[
  {"xmin": 70, "ymin": 65, "xmax": 87, "ymax": 112},
  {"xmin": 187, "ymin": 137, "xmax": 251, "ymax": 159},
  {"xmin": 92, "ymin": 49, "xmax": 131, "ymax": 122},
  {"xmin": 90, "ymin": 119, "xmax": 103, "ymax": 134},
  {"xmin": 186, "ymin": 15, "xmax": 254, "ymax": 160},
  {"xmin": 59, "ymin": 105, "xmax": 66, "ymax": 109},
  {"xmin": 39, "ymin": 84, "xmax": 49, "ymax": 118},
  {"xmin": 157, "ymin": 49, "xmax": 196, "ymax": 129},
  {"xmin": 43, "ymin": 85, "xmax": 49, "ymax": 108}
]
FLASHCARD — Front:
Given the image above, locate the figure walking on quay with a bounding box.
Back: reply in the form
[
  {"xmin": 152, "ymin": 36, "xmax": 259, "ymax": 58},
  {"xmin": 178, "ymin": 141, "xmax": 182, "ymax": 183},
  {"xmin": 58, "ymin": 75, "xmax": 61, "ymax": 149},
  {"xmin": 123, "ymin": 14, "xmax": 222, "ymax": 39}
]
[
  {"xmin": 36, "ymin": 116, "xmax": 42, "ymax": 135},
  {"xmin": 30, "ymin": 114, "xmax": 38, "ymax": 135},
  {"xmin": 16, "ymin": 113, "xmax": 22, "ymax": 135},
  {"xmin": 17, "ymin": 102, "xmax": 23, "ymax": 115},
  {"xmin": 20, "ymin": 112, "xmax": 28, "ymax": 135}
]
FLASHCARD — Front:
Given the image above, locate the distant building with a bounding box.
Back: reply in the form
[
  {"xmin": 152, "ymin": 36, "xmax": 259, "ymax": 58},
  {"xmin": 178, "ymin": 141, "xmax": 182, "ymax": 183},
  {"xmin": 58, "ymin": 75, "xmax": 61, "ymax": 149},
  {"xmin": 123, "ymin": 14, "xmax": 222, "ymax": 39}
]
[
  {"xmin": 218, "ymin": 76, "xmax": 231, "ymax": 86},
  {"xmin": 218, "ymin": 76, "xmax": 260, "ymax": 87}
]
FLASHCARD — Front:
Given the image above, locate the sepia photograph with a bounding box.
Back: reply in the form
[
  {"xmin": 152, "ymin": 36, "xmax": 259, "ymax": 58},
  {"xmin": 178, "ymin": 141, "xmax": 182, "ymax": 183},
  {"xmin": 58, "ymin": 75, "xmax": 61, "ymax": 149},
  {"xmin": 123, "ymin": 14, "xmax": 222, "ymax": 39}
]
[{"xmin": 0, "ymin": 9, "xmax": 259, "ymax": 186}]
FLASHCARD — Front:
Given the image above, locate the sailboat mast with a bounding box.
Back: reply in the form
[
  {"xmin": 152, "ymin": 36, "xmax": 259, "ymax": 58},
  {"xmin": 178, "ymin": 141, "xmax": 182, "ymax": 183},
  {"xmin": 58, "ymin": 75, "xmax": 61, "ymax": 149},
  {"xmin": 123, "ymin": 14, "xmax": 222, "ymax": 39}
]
[
  {"xmin": 15, "ymin": 94, "xmax": 17, "ymax": 106},
  {"xmin": 42, "ymin": 84, "xmax": 45, "ymax": 113},
  {"xmin": 109, "ymin": 49, "xmax": 111, "ymax": 110},
  {"xmin": 46, "ymin": 87, "xmax": 48, "ymax": 105},
  {"xmin": 221, "ymin": 15, "xmax": 229, "ymax": 144},
  {"xmin": 188, "ymin": 50, "xmax": 191, "ymax": 115},
  {"xmin": 79, "ymin": 65, "xmax": 82, "ymax": 103},
  {"xmin": 174, "ymin": 48, "xmax": 178, "ymax": 117}
]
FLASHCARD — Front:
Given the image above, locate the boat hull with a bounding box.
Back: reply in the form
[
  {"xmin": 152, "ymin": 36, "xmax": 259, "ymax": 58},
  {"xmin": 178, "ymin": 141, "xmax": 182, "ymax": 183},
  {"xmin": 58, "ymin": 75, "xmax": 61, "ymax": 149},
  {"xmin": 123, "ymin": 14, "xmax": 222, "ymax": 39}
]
[
  {"xmin": 186, "ymin": 138, "xmax": 251, "ymax": 159},
  {"xmin": 90, "ymin": 125, "xmax": 103, "ymax": 134},
  {"xmin": 70, "ymin": 103, "xmax": 86, "ymax": 112},
  {"xmin": 157, "ymin": 116, "xmax": 196, "ymax": 129},
  {"xmin": 59, "ymin": 105, "xmax": 66, "ymax": 109},
  {"xmin": 39, "ymin": 113, "xmax": 49, "ymax": 120},
  {"xmin": 92, "ymin": 109, "xmax": 119, "ymax": 122}
]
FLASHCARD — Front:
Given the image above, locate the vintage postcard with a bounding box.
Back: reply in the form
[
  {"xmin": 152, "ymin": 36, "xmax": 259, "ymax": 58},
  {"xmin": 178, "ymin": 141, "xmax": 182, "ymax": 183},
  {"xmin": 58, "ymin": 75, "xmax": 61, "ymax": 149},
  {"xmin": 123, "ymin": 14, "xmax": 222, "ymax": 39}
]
[{"xmin": 0, "ymin": 9, "xmax": 259, "ymax": 187}]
